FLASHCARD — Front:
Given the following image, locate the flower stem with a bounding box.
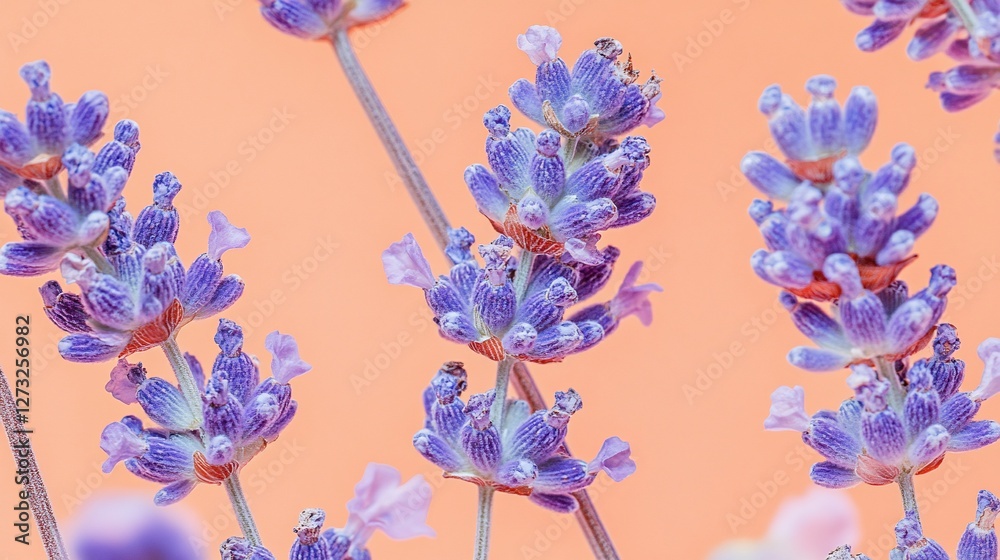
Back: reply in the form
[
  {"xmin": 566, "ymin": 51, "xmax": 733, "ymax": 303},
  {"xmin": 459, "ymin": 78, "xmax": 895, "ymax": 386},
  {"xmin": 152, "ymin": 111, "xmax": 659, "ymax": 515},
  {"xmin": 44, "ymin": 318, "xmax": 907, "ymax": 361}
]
[
  {"xmin": 474, "ymin": 485, "xmax": 495, "ymax": 560},
  {"xmin": 948, "ymin": 0, "xmax": 983, "ymax": 39},
  {"xmin": 0, "ymin": 368, "xmax": 68, "ymax": 560},
  {"xmin": 82, "ymin": 246, "xmax": 115, "ymax": 276},
  {"xmin": 898, "ymin": 471, "xmax": 920, "ymax": 522},
  {"xmin": 329, "ymin": 28, "xmax": 451, "ymax": 252},
  {"xmin": 331, "ymin": 29, "xmax": 621, "ymax": 559},
  {"xmin": 161, "ymin": 337, "xmax": 263, "ymax": 546},
  {"xmin": 875, "ymin": 357, "xmax": 905, "ymax": 412},
  {"xmin": 511, "ymin": 361, "xmax": 621, "ymax": 560},
  {"xmin": 160, "ymin": 336, "xmax": 204, "ymax": 426},
  {"xmin": 224, "ymin": 473, "xmax": 263, "ymax": 547}
]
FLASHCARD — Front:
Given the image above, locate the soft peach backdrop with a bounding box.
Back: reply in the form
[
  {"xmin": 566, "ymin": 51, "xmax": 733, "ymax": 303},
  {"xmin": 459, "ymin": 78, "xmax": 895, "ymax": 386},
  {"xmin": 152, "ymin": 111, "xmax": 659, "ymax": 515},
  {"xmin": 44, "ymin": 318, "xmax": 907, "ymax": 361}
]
[{"xmin": 0, "ymin": 1, "xmax": 999, "ymax": 558}]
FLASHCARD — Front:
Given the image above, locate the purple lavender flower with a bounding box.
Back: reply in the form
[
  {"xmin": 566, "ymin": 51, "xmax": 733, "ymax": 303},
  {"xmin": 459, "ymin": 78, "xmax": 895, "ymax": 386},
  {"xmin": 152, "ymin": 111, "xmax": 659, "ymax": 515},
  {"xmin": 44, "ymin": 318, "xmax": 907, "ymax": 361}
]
[
  {"xmin": 766, "ymin": 327, "xmax": 1000, "ymax": 489},
  {"xmin": 412, "ymin": 364, "xmax": 635, "ymax": 512},
  {"xmin": 222, "ymin": 537, "xmax": 278, "ymax": 560},
  {"xmin": 383, "ymin": 229, "xmax": 660, "ymax": 363},
  {"xmin": 468, "ymin": 106, "xmax": 656, "ymax": 264},
  {"xmin": 893, "ymin": 513, "xmax": 949, "ymax": 560},
  {"xmin": 0, "ymin": 123, "xmax": 140, "ymax": 276},
  {"xmin": 49, "ymin": 207, "xmax": 248, "ymax": 363},
  {"xmin": 0, "ymin": 61, "xmax": 109, "ymax": 181},
  {"xmin": 258, "ymin": 0, "xmax": 404, "ymax": 40},
  {"xmin": 781, "ymin": 262, "xmax": 954, "ymax": 372},
  {"xmin": 744, "ymin": 78, "xmax": 938, "ymax": 300},
  {"xmin": 838, "ymin": 0, "xmax": 1000, "ymax": 118},
  {"xmin": 958, "ymin": 490, "xmax": 1000, "ymax": 560},
  {"xmin": 71, "ymin": 494, "xmax": 199, "ymax": 560},
  {"xmin": 286, "ymin": 464, "xmax": 433, "ymax": 560},
  {"xmin": 100, "ymin": 323, "xmax": 309, "ymax": 504},
  {"xmin": 510, "ymin": 26, "xmax": 663, "ymax": 141}
]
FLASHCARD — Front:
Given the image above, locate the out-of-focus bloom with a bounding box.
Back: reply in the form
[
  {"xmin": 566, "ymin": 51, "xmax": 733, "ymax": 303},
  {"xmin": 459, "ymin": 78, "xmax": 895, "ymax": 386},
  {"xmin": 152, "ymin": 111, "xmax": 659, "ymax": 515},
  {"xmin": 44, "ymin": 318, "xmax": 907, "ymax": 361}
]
[
  {"xmin": 767, "ymin": 327, "xmax": 1000, "ymax": 489},
  {"xmin": 509, "ymin": 26, "xmax": 662, "ymax": 141},
  {"xmin": 223, "ymin": 464, "xmax": 433, "ymax": 560},
  {"xmin": 100, "ymin": 322, "xmax": 308, "ymax": 505},
  {"xmin": 781, "ymin": 261, "xmax": 954, "ymax": 372},
  {"xmin": 0, "ymin": 61, "xmax": 109, "ymax": 181},
  {"xmin": 743, "ymin": 78, "xmax": 939, "ymax": 300},
  {"xmin": 49, "ymin": 205, "xmax": 248, "ymax": 363},
  {"xmin": 468, "ymin": 106, "xmax": 656, "ymax": 264},
  {"xmin": 708, "ymin": 488, "xmax": 861, "ymax": 560},
  {"xmin": 1, "ymin": 121, "xmax": 141, "ymax": 276},
  {"xmin": 70, "ymin": 494, "xmax": 199, "ymax": 560},
  {"xmin": 258, "ymin": 0, "xmax": 404, "ymax": 40},
  {"xmin": 383, "ymin": 229, "xmax": 660, "ymax": 363},
  {"xmin": 412, "ymin": 364, "xmax": 635, "ymax": 513},
  {"xmin": 838, "ymin": 0, "xmax": 1000, "ymax": 112}
]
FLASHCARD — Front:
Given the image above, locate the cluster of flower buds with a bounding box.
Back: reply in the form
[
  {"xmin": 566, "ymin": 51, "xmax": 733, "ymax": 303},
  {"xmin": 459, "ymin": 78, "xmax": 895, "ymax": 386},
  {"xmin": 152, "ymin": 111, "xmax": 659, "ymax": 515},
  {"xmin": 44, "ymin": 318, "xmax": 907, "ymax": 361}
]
[
  {"xmin": 43, "ymin": 200, "xmax": 248, "ymax": 363},
  {"xmin": 0, "ymin": 61, "xmax": 109, "ymax": 189},
  {"xmin": 768, "ymin": 326, "xmax": 1000, "ymax": 489},
  {"xmin": 221, "ymin": 464, "xmax": 434, "ymax": 560},
  {"xmin": 71, "ymin": 495, "xmax": 199, "ymax": 560},
  {"xmin": 464, "ymin": 26, "xmax": 659, "ymax": 264},
  {"xmin": 1, "ymin": 120, "xmax": 140, "ymax": 276},
  {"xmin": 412, "ymin": 363, "xmax": 635, "ymax": 513},
  {"xmin": 743, "ymin": 77, "xmax": 939, "ymax": 300},
  {"xmin": 509, "ymin": 25, "xmax": 663, "ymax": 142},
  {"xmin": 884, "ymin": 492, "xmax": 999, "ymax": 560},
  {"xmin": 383, "ymin": 229, "xmax": 659, "ymax": 363},
  {"xmin": 257, "ymin": 0, "xmax": 404, "ymax": 40},
  {"xmin": 837, "ymin": 0, "xmax": 1000, "ymax": 160},
  {"xmin": 745, "ymin": 73, "xmax": 1000, "ymax": 557},
  {"xmin": 99, "ymin": 323, "xmax": 310, "ymax": 505},
  {"xmin": 780, "ymin": 262, "xmax": 954, "ymax": 372}
]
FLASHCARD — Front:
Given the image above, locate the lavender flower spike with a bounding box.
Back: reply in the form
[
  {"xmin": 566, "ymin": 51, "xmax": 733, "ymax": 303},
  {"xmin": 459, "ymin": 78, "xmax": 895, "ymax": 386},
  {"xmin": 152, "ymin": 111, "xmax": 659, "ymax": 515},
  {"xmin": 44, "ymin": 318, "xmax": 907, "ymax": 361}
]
[
  {"xmin": 55, "ymin": 205, "xmax": 248, "ymax": 363},
  {"xmin": 958, "ymin": 490, "xmax": 1000, "ymax": 560},
  {"xmin": 510, "ymin": 26, "xmax": 663, "ymax": 140},
  {"xmin": 0, "ymin": 61, "xmax": 109, "ymax": 181},
  {"xmin": 414, "ymin": 366, "xmax": 635, "ymax": 513},
  {"xmin": 772, "ymin": 327, "xmax": 1000, "ymax": 490},
  {"xmin": 386, "ymin": 229, "xmax": 659, "ymax": 363},
  {"xmin": 100, "ymin": 320, "xmax": 310, "ymax": 505},
  {"xmin": 258, "ymin": 0, "xmax": 404, "ymax": 40}
]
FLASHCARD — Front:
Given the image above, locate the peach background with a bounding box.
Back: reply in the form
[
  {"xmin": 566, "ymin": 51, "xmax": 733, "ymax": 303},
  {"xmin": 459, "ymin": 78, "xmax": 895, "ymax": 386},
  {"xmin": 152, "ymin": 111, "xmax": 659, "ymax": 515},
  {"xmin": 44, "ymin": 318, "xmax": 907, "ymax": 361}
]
[{"xmin": 0, "ymin": 0, "xmax": 999, "ymax": 559}]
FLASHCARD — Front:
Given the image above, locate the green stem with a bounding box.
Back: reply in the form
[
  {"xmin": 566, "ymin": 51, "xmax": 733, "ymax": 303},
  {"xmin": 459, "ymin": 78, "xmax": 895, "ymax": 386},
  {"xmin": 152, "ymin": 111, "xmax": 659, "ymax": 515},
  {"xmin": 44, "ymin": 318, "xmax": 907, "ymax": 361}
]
[
  {"xmin": 949, "ymin": 0, "xmax": 983, "ymax": 39},
  {"xmin": 160, "ymin": 337, "xmax": 204, "ymax": 426},
  {"xmin": 875, "ymin": 357, "xmax": 905, "ymax": 412},
  {"xmin": 0, "ymin": 368, "xmax": 68, "ymax": 559},
  {"xmin": 473, "ymin": 486, "xmax": 494, "ymax": 560},
  {"xmin": 329, "ymin": 27, "xmax": 451, "ymax": 252},
  {"xmin": 82, "ymin": 246, "xmax": 115, "ymax": 276},
  {"xmin": 224, "ymin": 474, "xmax": 263, "ymax": 547},
  {"xmin": 898, "ymin": 472, "xmax": 920, "ymax": 522},
  {"xmin": 161, "ymin": 337, "xmax": 263, "ymax": 546}
]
